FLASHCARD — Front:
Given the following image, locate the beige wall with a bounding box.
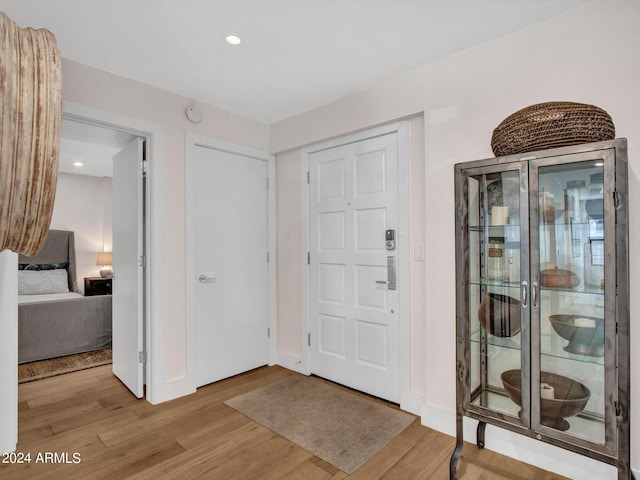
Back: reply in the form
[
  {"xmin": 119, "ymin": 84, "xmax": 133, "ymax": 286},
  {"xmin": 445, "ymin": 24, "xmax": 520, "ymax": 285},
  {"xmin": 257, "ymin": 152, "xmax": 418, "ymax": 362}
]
[
  {"xmin": 275, "ymin": 149, "xmax": 303, "ymax": 358},
  {"xmin": 271, "ymin": 0, "xmax": 640, "ymax": 477},
  {"xmin": 49, "ymin": 173, "xmax": 112, "ymax": 293}
]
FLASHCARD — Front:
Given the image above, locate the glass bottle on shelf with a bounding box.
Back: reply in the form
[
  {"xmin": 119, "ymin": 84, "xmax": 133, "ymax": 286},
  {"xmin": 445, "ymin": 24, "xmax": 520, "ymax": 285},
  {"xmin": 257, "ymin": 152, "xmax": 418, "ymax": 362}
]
[{"xmin": 486, "ymin": 236, "xmax": 505, "ymax": 280}]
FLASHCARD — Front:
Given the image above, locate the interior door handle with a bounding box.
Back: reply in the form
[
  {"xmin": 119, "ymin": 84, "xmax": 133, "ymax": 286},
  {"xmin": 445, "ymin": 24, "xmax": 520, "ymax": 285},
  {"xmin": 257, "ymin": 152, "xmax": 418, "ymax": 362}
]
[{"xmin": 198, "ymin": 273, "xmax": 216, "ymax": 283}]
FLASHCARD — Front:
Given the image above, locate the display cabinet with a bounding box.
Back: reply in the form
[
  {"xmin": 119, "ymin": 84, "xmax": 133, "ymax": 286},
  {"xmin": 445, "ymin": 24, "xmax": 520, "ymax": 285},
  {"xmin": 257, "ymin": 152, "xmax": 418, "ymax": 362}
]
[{"xmin": 450, "ymin": 139, "xmax": 633, "ymax": 479}]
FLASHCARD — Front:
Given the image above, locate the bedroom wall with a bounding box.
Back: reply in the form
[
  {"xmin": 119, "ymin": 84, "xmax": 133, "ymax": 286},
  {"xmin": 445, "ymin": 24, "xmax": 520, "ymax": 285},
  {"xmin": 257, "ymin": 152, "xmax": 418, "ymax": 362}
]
[
  {"xmin": 49, "ymin": 172, "xmax": 113, "ymax": 293},
  {"xmin": 270, "ymin": 0, "xmax": 640, "ymax": 478}
]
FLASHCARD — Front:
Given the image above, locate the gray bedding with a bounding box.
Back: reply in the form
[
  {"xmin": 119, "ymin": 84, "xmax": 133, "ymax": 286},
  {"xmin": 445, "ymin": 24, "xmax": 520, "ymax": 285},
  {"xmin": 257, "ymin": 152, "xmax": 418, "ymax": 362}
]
[
  {"xmin": 18, "ymin": 294, "xmax": 112, "ymax": 363},
  {"xmin": 17, "ymin": 230, "xmax": 113, "ymax": 364}
]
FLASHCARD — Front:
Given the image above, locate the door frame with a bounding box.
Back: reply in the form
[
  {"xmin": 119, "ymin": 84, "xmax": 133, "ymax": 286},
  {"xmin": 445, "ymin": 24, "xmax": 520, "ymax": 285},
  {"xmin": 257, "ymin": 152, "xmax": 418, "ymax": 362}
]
[
  {"xmin": 185, "ymin": 132, "xmax": 277, "ymax": 389},
  {"xmin": 62, "ymin": 100, "xmax": 165, "ymax": 404},
  {"xmin": 300, "ymin": 121, "xmax": 413, "ymax": 410}
]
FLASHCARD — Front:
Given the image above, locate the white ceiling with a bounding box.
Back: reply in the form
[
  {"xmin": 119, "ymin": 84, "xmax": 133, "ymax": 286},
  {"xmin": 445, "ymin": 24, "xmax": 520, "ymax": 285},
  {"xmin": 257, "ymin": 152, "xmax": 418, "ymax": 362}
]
[
  {"xmin": 1, "ymin": 0, "xmax": 592, "ymax": 126},
  {"xmin": 58, "ymin": 120, "xmax": 136, "ymax": 178}
]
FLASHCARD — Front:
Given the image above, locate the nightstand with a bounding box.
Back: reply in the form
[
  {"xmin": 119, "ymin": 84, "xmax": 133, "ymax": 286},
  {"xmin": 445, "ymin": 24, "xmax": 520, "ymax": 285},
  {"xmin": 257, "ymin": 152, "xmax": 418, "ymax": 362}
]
[{"xmin": 84, "ymin": 277, "xmax": 112, "ymax": 296}]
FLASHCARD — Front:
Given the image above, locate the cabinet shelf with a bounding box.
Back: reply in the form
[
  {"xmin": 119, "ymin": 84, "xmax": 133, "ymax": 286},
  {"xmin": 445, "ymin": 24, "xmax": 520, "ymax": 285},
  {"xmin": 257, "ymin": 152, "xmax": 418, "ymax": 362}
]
[
  {"xmin": 540, "ymin": 340, "xmax": 604, "ymax": 366},
  {"xmin": 470, "ymin": 390, "xmax": 605, "ymax": 446},
  {"xmin": 470, "ymin": 328, "xmax": 521, "ymax": 351},
  {"xmin": 469, "ymin": 224, "xmax": 520, "ymax": 232},
  {"xmin": 470, "ymin": 328, "xmax": 604, "ymax": 366},
  {"xmin": 469, "ymin": 278, "xmax": 604, "ymax": 296},
  {"xmin": 470, "ymin": 219, "xmax": 597, "ymax": 232}
]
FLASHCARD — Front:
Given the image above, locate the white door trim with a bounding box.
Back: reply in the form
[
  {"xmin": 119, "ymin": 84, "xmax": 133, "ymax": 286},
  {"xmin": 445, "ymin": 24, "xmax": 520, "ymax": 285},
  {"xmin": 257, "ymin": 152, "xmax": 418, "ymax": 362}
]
[
  {"xmin": 61, "ymin": 100, "xmax": 166, "ymax": 404},
  {"xmin": 300, "ymin": 121, "xmax": 416, "ymax": 412},
  {"xmin": 185, "ymin": 132, "xmax": 277, "ymax": 391}
]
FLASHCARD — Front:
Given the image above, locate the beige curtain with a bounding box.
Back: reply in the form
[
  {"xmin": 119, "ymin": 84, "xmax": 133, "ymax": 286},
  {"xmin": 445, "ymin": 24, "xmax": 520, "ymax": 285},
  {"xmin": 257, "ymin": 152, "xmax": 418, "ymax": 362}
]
[{"xmin": 0, "ymin": 12, "xmax": 62, "ymax": 256}]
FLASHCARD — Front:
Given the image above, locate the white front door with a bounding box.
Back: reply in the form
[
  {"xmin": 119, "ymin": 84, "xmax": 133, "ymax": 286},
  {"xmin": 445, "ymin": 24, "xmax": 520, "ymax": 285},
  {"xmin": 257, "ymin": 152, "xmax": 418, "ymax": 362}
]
[
  {"xmin": 112, "ymin": 137, "xmax": 144, "ymax": 398},
  {"xmin": 309, "ymin": 133, "xmax": 400, "ymax": 402},
  {"xmin": 194, "ymin": 146, "xmax": 270, "ymax": 387}
]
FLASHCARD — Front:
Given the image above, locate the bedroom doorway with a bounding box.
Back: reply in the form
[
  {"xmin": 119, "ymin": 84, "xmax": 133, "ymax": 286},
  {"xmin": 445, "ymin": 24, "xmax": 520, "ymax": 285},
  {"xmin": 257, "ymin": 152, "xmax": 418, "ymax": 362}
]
[
  {"xmin": 8, "ymin": 101, "xmax": 166, "ymax": 452},
  {"xmin": 35, "ymin": 114, "xmax": 148, "ymax": 398}
]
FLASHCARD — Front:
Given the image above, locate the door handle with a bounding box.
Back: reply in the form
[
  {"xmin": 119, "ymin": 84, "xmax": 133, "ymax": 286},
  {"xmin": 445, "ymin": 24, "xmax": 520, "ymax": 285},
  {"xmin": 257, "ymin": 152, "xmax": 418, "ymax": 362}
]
[
  {"xmin": 198, "ymin": 273, "xmax": 217, "ymax": 283},
  {"xmin": 375, "ymin": 257, "xmax": 397, "ymax": 290},
  {"xmin": 387, "ymin": 256, "xmax": 397, "ymax": 290}
]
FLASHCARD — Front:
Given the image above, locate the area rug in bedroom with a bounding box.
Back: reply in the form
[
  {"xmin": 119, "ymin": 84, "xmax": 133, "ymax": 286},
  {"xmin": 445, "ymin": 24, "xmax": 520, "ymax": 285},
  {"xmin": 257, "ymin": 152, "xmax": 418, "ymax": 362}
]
[
  {"xmin": 224, "ymin": 374, "xmax": 415, "ymax": 473},
  {"xmin": 18, "ymin": 348, "xmax": 112, "ymax": 383}
]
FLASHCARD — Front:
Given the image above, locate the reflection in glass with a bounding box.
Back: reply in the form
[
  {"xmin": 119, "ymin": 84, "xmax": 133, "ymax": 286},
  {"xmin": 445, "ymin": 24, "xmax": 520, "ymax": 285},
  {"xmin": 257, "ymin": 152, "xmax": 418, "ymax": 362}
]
[{"xmin": 537, "ymin": 161, "xmax": 606, "ymax": 444}]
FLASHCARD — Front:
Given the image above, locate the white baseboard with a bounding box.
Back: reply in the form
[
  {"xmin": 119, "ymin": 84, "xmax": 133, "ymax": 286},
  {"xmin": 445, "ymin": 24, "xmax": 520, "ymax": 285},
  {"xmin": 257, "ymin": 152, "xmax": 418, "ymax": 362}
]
[
  {"xmin": 421, "ymin": 403, "xmax": 622, "ymax": 480},
  {"xmin": 400, "ymin": 391, "xmax": 424, "ymax": 417},
  {"xmin": 149, "ymin": 376, "xmax": 196, "ymax": 405},
  {"xmin": 276, "ymin": 351, "xmax": 308, "ymax": 374}
]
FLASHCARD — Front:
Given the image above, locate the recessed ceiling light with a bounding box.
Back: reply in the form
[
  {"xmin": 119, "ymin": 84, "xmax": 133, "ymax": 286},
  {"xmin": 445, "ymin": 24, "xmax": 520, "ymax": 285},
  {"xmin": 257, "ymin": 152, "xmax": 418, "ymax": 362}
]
[
  {"xmin": 225, "ymin": 34, "xmax": 242, "ymax": 45},
  {"xmin": 73, "ymin": 161, "xmax": 84, "ymax": 167}
]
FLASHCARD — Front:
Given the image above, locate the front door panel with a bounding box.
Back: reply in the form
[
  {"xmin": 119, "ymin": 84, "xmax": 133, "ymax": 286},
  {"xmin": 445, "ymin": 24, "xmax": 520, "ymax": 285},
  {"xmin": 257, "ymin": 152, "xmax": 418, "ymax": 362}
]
[{"xmin": 309, "ymin": 133, "xmax": 399, "ymax": 402}]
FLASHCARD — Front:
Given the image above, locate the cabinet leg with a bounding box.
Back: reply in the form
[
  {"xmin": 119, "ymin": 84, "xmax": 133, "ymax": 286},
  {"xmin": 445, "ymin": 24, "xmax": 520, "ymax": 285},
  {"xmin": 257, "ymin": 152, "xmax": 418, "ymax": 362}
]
[
  {"xmin": 621, "ymin": 467, "xmax": 636, "ymax": 480},
  {"xmin": 477, "ymin": 421, "xmax": 486, "ymax": 449},
  {"xmin": 449, "ymin": 436, "xmax": 463, "ymax": 480},
  {"xmin": 450, "ymin": 412, "xmax": 464, "ymax": 480},
  {"xmin": 617, "ymin": 459, "xmax": 636, "ymax": 479}
]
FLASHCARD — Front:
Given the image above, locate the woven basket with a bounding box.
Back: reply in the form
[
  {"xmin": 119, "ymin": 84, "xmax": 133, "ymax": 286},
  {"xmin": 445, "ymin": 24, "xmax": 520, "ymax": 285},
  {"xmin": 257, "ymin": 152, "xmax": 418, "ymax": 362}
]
[{"xmin": 491, "ymin": 102, "xmax": 615, "ymax": 157}]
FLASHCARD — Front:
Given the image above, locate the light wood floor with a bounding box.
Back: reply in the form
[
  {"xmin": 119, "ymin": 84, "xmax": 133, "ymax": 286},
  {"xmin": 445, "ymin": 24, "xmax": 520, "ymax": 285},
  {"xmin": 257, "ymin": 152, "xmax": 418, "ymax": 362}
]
[{"xmin": 1, "ymin": 365, "xmax": 567, "ymax": 479}]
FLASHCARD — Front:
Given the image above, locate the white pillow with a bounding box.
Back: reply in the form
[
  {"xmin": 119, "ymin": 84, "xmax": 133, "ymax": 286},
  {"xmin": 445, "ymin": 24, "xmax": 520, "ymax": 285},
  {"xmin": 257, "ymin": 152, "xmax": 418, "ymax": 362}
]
[{"xmin": 18, "ymin": 269, "xmax": 70, "ymax": 295}]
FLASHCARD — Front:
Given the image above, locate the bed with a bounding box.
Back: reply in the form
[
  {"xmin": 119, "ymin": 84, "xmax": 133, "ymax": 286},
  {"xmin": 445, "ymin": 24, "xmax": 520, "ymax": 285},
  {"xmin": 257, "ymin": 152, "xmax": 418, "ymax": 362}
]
[{"xmin": 17, "ymin": 230, "xmax": 112, "ymax": 364}]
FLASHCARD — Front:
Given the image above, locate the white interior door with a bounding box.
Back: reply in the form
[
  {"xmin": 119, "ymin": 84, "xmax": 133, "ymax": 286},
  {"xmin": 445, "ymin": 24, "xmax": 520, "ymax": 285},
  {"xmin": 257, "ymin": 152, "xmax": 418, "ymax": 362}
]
[
  {"xmin": 309, "ymin": 133, "xmax": 399, "ymax": 402},
  {"xmin": 112, "ymin": 137, "xmax": 144, "ymax": 398},
  {"xmin": 194, "ymin": 146, "xmax": 269, "ymax": 387}
]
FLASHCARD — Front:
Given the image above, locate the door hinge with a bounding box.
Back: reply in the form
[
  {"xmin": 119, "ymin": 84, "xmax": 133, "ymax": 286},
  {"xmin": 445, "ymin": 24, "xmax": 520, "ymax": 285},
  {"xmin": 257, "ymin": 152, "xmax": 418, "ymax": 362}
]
[
  {"xmin": 267, "ymin": 252, "xmax": 270, "ymax": 263},
  {"xmin": 268, "ymin": 328, "xmax": 271, "ymax": 339},
  {"xmin": 613, "ymin": 190, "xmax": 622, "ymax": 209},
  {"xmin": 307, "ymin": 171, "xmax": 310, "ymax": 184},
  {"xmin": 138, "ymin": 254, "xmax": 146, "ymax": 268},
  {"xmin": 615, "ymin": 401, "xmax": 622, "ymax": 422},
  {"xmin": 308, "ymin": 333, "xmax": 311, "ymax": 346},
  {"xmin": 138, "ymin": 350, "xmax": 146, "ymax": 364},
  {"xmin": 139, "ymin": 160, "xmax": 148, "ymax": 173},
  {"xmin": 307, "ymin": 252, "xmax": 310, "ymax": 265}
]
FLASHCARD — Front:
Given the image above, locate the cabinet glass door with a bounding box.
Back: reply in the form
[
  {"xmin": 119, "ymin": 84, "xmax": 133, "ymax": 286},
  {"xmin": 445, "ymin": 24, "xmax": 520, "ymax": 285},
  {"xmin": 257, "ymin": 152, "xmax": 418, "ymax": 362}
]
[
  {"xmin": 465, "ymin": 166, "xmax": 528, "ymax": 424},
  {"xmin": 531, "ymin": 151, "xmax": 616, "ymax": 454}
]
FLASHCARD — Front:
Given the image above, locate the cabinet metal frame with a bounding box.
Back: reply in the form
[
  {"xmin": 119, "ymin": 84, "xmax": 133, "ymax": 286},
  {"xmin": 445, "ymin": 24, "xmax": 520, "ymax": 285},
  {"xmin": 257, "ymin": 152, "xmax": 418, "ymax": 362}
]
[{"xmin": 450, "ymin": 139, "xmax": 633, "ymax": 480}]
